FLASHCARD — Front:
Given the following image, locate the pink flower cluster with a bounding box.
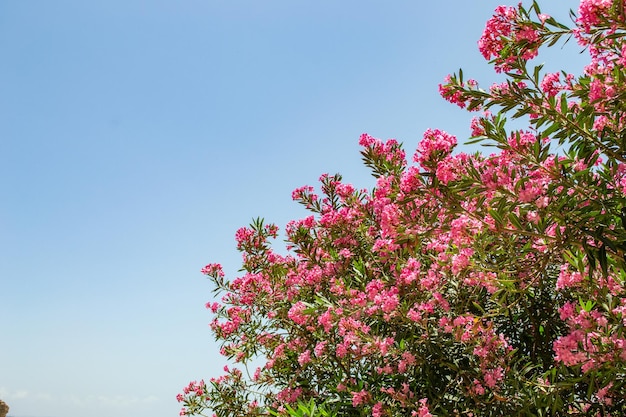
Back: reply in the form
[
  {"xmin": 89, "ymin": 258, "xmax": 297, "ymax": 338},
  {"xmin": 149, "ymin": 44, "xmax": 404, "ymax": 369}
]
[
  {"xmin": 554, "ymin": 299, "xmax": 626, "ymax": 373},
  {"xmin": 478, "ymin": 4, "xmax": 541, "ymax": 72},
  {"xmin": 414, "ymin": 128, "xmax": 457, "ymax": 167},
  {"xmin": 200, "ymin": 263, "xmax": 224, "ymax": 278},
  {"xmin": 577, "ymin": 0, "xmax": 613, "ymax": 32}
]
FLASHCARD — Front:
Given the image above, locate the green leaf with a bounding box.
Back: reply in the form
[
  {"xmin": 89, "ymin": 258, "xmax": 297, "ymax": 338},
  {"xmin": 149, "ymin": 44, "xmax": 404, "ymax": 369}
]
[
  {"xmin": 489, "ymin": 209, "xmax": 504, "ymax": 227},
  {"xmin": 599, "ymin": 244, "xmax": 608, "ymax": 277},
  {"xmin": 579, "ymin": 297, "xmax": 596, "ymax": 312},
  {"xmin": 509, "ymin": 212, "xmax": 524, "ymax": 231}
]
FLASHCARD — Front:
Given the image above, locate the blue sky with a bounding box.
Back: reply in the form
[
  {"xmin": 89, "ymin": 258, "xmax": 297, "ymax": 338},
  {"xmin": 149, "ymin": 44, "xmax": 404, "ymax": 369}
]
[{"xmin": 0, "ymin": 2, "xmax": 584, "ymax": 417}]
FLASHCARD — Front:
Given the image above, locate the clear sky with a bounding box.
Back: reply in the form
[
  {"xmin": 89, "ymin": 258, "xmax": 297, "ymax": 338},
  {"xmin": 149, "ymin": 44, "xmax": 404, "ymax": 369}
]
[{"xmin": 0, "ymin": 2, "xmax": 584, "ymax": 417}]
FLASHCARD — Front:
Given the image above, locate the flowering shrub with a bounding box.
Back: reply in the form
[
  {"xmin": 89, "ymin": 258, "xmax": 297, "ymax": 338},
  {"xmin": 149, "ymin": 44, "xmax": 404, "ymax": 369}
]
[{"xmin": 180, "ymin": 1, "xmax": 626, "ymax": 416}]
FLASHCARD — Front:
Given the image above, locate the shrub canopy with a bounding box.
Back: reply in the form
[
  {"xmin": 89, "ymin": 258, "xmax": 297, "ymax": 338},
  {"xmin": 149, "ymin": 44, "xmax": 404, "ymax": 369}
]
[{"xmin": 180, "ymin": 1, "xmax": 626, "ymax": 416}]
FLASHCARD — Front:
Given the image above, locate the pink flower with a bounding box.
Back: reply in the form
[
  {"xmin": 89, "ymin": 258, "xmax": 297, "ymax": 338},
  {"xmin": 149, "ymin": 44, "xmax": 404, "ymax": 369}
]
[
  {"xmin": 439, "ymin": 74, "xmax": 468, "ymax": 108},
  {"xmin": 435, "ymin": 157, "xmax": 459, "ymax": 185},
  {"xmin": 577, "ymin": 0, "xmax": 612, "ymax": 32},
  {"xmin": 556, "ymin": 265, "xmax": 584, "ymax": 290},
  {"xmin": 205, "ymin": 302, "xmax": 220, "ymax": 313},
  {"xmin": 594, "ymin": 115, "xmax": 609, "ymax": 130},
  {"xmin": 413, "ymin": 398, "xmax": 433, "ymax": 417},
  {"xmin": 478, "ymin": 6, "xmax": 517, "ymax": 62},
  {"xmin": 483, "ymin": 367, "xmax": 504, "ymax": 388},
  {"xmin": 336, "ymin": 343, "xmax": 348, "ymax": 357},
  {"xmin": 318, "ymin": 309, "xmax": 334, "ymax": 333},
  {"xmin": 287, "ymin": 301, "xmax": 309, "ymax": 325},
  {"xmin": 201, "ymin": 263, "xmax": 224, "ymax": 278},
  {"xmin": 276, "ymin": 387, "xmax": 303, "ymax": 403},
  {"xmin": 596, "ymin": 382, "xmax": 614, "ymax": 405},
  {"xmin": 291, "ymin": 185, "xmax": 316, "ymax": 201},
  {"xmin": 553, "ymin": 331, "xmax": 587, "ymax": 366},
  {"xmin": 399, "ymin": 258, "xmax": 421, "ymax": 285},
  {"xmin": 398, "ymin": 351, "xmax": 416, "ymax": 373},
  {"xmin": 470, "ymin": 115, "xmax": 486, "ymax": 137},
  {"xmin": 559, "ymin": 302, "xmax": 576, "ymax": 321},
  {"xmin": 507, "ymin": 130, "xmax": 537, "ymax": 150},
  {"xmin": 472, "ymin": 379, "xmax": 485, "ymax": 396},
  {"xmin": 451, "ymin": 248, "xmax": 473, "ymax": 274},
  {"xmin": 314, "ymin": 341, "xmax": 327, "ymax": 357},
  {"xmin": 234, "ymin": 227, "xmax": 255, "ymax": 249},
  {"xmin": 351, "ymin": 389, "xmax": 370, "ymax": 407},
  {"xmin": 298, "ymin": 350, "xmax": 312, "ymax": 365},
  {"xmin": 540, "ymin": 72, "xmax": 563, "ymax": 97},
  {"xmin": 478, "ymin": 5, "xmax": 541, "ymax": 71},
  {"xmin": 372, "ymin": 402, "xmax": 384, "ymax": 417},
  {"xmin": 414, "ymin": 128, "xmax": 457, "ymax": 167},
  {"xmin": 359, "ymin": 133, "xmax": 377, "ymax": 147},
  {"xmin": 407, "ymin": 307, "xmax": 422, "ymax": 322}
]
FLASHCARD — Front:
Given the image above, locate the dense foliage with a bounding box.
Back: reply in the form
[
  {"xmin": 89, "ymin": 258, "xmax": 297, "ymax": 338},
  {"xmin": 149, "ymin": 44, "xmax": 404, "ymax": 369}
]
[{"xmin": 179, "ymin": 1, "xmax": 626, "ymax": 415}]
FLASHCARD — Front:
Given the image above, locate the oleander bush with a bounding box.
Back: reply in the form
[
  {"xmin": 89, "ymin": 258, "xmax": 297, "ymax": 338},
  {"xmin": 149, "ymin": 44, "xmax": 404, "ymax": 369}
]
[{"xmin": 179, "ymin": 1, "xmax": 626, "ymax": 415}]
